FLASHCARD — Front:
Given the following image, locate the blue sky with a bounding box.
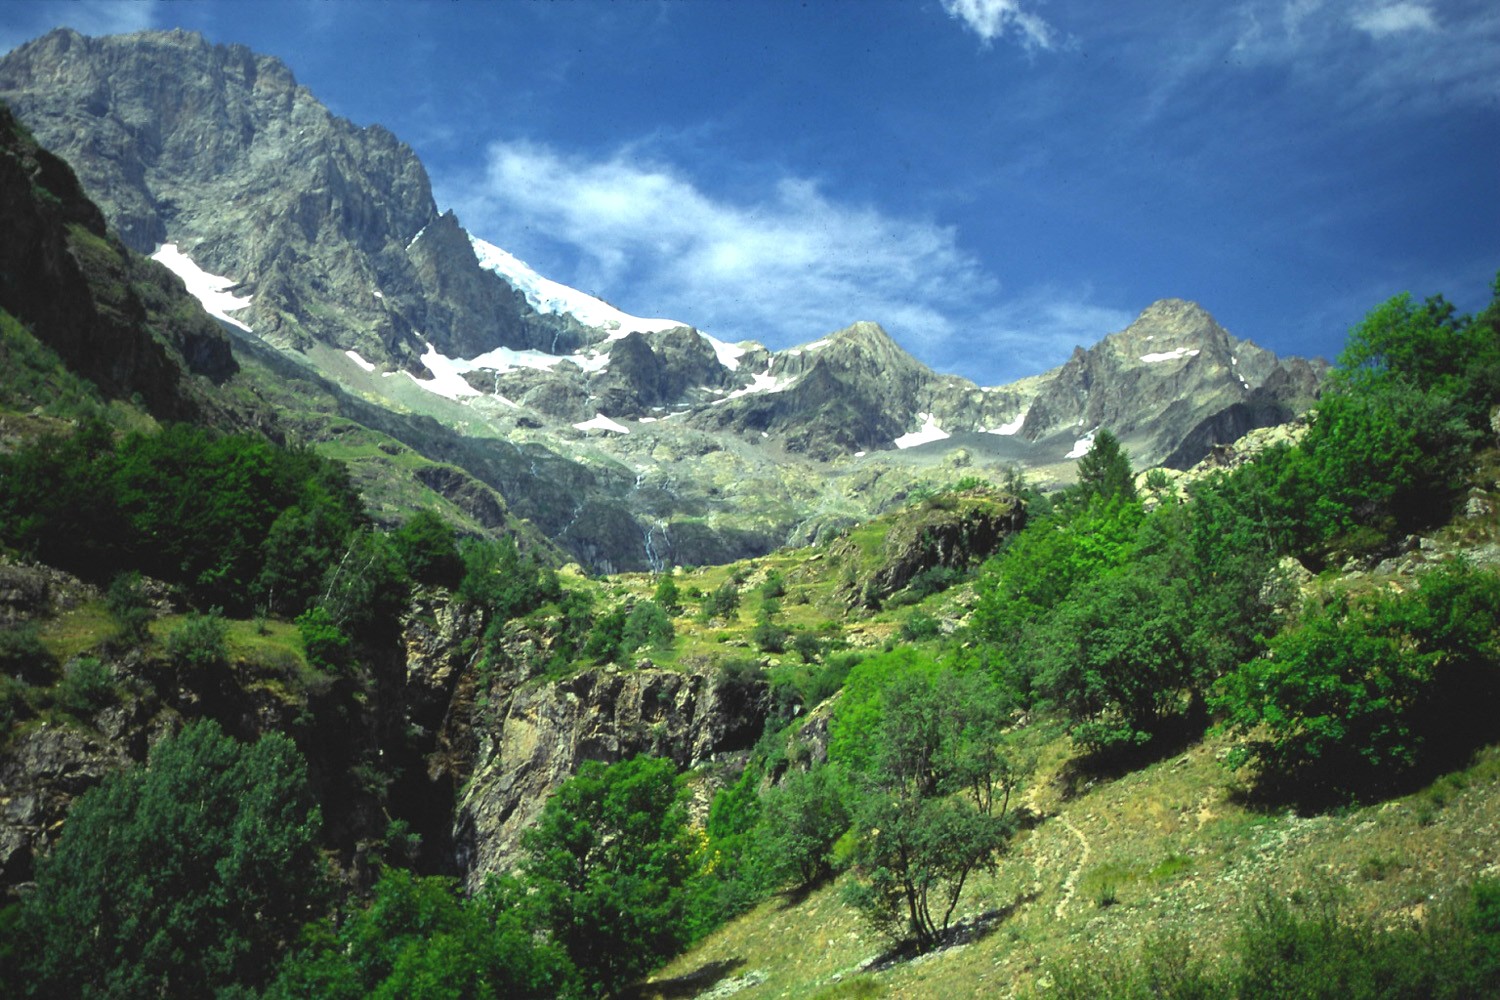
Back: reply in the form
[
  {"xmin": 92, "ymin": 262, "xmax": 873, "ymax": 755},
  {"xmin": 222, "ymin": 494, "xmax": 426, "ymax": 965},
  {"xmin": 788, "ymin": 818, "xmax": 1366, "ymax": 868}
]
[{"xmin": 4, "ymin": 0, "xmax": 1498, "ymax": 384}]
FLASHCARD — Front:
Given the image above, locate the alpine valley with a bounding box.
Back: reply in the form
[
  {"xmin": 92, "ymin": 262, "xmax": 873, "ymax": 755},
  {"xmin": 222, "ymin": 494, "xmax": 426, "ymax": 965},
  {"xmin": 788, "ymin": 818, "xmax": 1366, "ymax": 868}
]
[{"xmin": 3, "ymin": 26, "xmax": 1500, "ymax": 1000}]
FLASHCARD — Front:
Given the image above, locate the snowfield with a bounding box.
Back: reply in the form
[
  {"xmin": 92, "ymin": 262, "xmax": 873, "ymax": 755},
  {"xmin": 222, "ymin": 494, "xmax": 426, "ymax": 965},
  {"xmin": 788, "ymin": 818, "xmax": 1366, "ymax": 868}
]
[
  {"xmin": 469, "ymin": 236, "xmax": 683, "ymax": 338},
  {"xmin": 150, "ymin": 243, "xmax": 254, "ymax": 332},
  {"xmin": 894, "ymin": 413, "xmax": 950, "ymax": 449}
]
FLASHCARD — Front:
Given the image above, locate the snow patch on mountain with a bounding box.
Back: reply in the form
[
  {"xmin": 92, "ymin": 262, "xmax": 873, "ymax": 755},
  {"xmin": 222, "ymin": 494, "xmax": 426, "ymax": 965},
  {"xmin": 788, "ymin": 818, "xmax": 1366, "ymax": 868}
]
[
  {"xmin": 1065, "ymin": 428, "xmax": 1098, "ymax": 459},
  {"xmin": 150, "ymin": 243, "xmax": 253, "ymax": 332},
  {"xmin": 565, "ymin": 351, "xmax": 611, "ymax": 374},
  {"xmin": 704, "ymin": 335, "xmax": 746, "ymax": 371},
  {"xmin": 465, "ymin": 344, "xmax": 568, "ymax": 374},
  {"xmin": 574, "ymin": 413, "xmax": 630, "ymax": 434},
  {"xmin": 1140, "ymin": 347, "xmax": 1200, "ymax": 364},
  {"xmin": 412, "ymin": 343, "xmax": 482, "ymax": 399},
  {"xmin": 345, "ymin": 350, "xmax": 377, "ymax": 372},
  {"xmin": 469, "ymin": 235, "xmax": 682, "ymax": 338},
  {"xmin": 717, "ymin": 370, "xmax": 798, "ymax": 402},
  {"xmin": 987, "ymin": 409, "xmax": 1028, "ymax": 436},
  {"xmin": 895, "ymin": 413, "xmax": 950, "ymax": 449}
]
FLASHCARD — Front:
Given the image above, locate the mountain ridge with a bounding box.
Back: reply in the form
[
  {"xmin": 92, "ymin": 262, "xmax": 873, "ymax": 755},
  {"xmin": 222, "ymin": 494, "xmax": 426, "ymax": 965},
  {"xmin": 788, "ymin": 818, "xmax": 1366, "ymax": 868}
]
[{"xmin": 0, "ymin": 27, "xmax": 1325, "ymax": 570}]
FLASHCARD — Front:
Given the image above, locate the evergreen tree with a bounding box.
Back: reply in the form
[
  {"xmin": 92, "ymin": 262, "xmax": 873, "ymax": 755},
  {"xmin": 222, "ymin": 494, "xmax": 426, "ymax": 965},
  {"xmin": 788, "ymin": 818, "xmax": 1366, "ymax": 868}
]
[
  {"xmin": 1074, "ymin": 427, "xmax": 1137, "ymax": 504},
  {"xmin": 17, "ymin": 720, "xmax": 325, "ymax": 998}
]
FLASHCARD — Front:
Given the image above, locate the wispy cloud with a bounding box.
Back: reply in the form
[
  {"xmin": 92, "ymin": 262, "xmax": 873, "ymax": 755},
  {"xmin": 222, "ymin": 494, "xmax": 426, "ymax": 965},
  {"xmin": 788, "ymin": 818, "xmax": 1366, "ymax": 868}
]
[
  {"xmin": 439, "ymin": 141, "xmax": 1123, "ymax": 384},
  {"xmin": 0, "ymin": 0, "xmax": 157, "ymax": 56},
  {"xmin": 1222, "ymin": 0, "xmax": 1499, "ymax": 113},
  {"xmin": 937, "ymin": 0, "xmax": 1057, "ymax": 50},
  {"xmin": 1352, "ymin": 2, "xmax": 1439, "ymax": 37}
]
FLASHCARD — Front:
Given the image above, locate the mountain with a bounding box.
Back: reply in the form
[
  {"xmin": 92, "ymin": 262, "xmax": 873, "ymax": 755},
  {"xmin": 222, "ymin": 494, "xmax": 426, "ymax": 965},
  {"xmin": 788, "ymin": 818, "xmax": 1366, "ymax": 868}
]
[{"xmin": 0, "ymin": 28, "xmax": 1325, "ymax": 572}]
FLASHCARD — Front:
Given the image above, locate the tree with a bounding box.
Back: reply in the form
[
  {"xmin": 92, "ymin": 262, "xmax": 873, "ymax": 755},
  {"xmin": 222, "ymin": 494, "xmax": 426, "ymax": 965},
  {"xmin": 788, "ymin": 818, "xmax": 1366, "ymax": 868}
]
[
  {"xmin": 652, "ymin": 573, "xmax": 682, "ymax": 615},
  {"xmin": 1213, "ymin": 561, "xmax": 1500, "ymax": 800},
  {"xmin": 267, "ymin": 868, "xmax": 576, "ymax": 1000},
  {"xmin": 1074, "ymin": 428, "xmax": 1137, "ymax": 505},
  {"xmin": 17, "ymin": 720, "xmax": 325, "ymax": 998},
  {"xmin": 758, "ymin": 764, "xmax": 852, "ymax": 890},
  {"xmin": 1335, "ymin": 290, "xmax": 1500, "ymax": 427},
  {"xmin": 837, "ymin": 667, "xmax": 1020, "ymax": 951},
  {"xmin": 521, "ymin": 755, "xmax": 697, "ymax": 996},
  {"xmin": 1296, "ymin": 378, "xmax": 1475, "ymax": 552},
  {"xmin": 457, "ymin": 534, "xmax": 558, "ymax": 624},
  {"xmin": 698, "ymin": 579, "xmax": 740, "ymax": 622},
  {"xmin": 165, "ymin": 609, "xmax": 228, "ymax": 670},
  {"xmin": 392, "ymin": 509, "xmax": 463, "ymax": 589},
  {"xmin": 969, "ymin": 495, "xmax": 1143, "ymax": 691},
  {"xmin": 1032, "ymin": 567, "xmax": 1196, "ymax": 753}
]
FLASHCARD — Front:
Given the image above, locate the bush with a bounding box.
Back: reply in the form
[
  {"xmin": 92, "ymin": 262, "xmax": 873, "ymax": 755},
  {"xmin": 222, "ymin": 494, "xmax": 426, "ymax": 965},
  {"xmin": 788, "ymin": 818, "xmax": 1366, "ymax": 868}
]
[
  {"xmin": 0, "ymin": 624, "xmax": 56, "ymax": 685},
  {"xmin": 392, "ymin": 510, "xmax": 462, "ymax": 589},
  {"xmin": 165, "ymin": 610, "xmax": 228, "ymax": 670},
  {"xmin": 1214, "ymin": 560, "xmax": 1500, "ymax": 801},
  {"xmin": 898, "ymin": 610, "xmax": 942, "ymax": 642},
  {"xmin": 759, "ymin": 765, "xmax": 852, "ymax": 889},
  {"xmin": 791, "ymin": 631, "xmax": 823, "ymax": 664},
  {"xmin": 267, "ymin": 868, "xmax": 576, "ymax": 1000},
  {"xmin": 457, "ymin": 535, "xmax": 557, "ymax": 624},
  {"xmin": 752, "ymin": 620, "xmax": 789, "ymax": 654},
  {"xmin": 296, "ymin": 605, "xmax": 351, "ymax": 675},
  {"xmin": 51, "ymin": 656, "xmax": 114, "ymax": 717},
  {"xmin": 520, "ymin": 756, "xmax": 696, "ymax": 997},
  {"xmin": 699, "ymin": 580, "xmax": 740, "ymax": 622},
  {"xmin": 652, "ymin": 574, "xmax": 681, "ymax": 615},
  {"xmin": 105, "ymin": 571, "xmax": 152, "ymax": 646}
]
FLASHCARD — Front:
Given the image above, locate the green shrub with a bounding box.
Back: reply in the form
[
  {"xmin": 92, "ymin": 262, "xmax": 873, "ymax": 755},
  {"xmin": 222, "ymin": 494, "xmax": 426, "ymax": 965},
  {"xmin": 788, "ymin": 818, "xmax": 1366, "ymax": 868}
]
[
  {"xmin": 52, "ymin": 656, "xmax": 114, "ymax": 717},
  {"xmin": 165, "ymin": 610, "xmax": 228, "ymax": 670},
  {"xmin": 899, "ymin": 610, "xmax": 942, "ymax": 642},
  {"xmin": 14, "ymin": 720, "xmax": 326, "ymax": 998},
  {"xmin": 392, "ymin": 509, "xmax": 462, "ymax": 589},
  {"xmin": 699, "ymin": 580, "xmax": 741, "ymax": 622},
  {"xmin": 0, "ymin": 624, "xmax": 57, "ymax": 685},
  {"xmin": 1214, "ymin": 560, "xmax": 1500, "ymax": 800},
  {"xmin": 105, "ymin": 572, "xmax": 152, "ymax": 646},
  {"xmin": 520, "ymin": 755, "xmax": 695, "ymax": 997},
  {"xmin": 296, "ymin": 605, "xmax": 351, "ymax": 675},
  {"xmin": 752, "ymin": 620, "xmax": 789, "ymax": 654},
  {"xmin": 758, "ymin": 764, "xmax": 852, "ymax": 889}
]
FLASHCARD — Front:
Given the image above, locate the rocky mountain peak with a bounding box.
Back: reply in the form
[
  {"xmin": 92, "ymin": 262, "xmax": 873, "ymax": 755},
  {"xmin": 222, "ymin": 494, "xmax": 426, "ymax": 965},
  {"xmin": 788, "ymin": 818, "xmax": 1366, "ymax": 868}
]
[{"xmin": 0, "ymin": 28, "xmax": 533, "ymax": 370}]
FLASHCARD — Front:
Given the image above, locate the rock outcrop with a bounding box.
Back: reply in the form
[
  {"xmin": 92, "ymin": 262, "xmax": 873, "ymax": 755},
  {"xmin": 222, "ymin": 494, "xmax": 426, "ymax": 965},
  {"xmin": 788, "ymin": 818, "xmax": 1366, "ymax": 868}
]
[
  {"xmin": 834, "ymin": 489, "xmax": 1025, "ymax": 608},
  {"xmin": 455, "ymin": 665, "xmax": 769, "ymax": 886}
]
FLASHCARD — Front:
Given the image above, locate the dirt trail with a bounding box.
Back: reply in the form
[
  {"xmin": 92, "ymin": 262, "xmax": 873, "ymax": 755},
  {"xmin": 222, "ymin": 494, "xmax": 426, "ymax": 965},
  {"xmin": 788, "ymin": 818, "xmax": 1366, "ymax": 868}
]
[{"xmin": 1053, "ymin": 813, "xmax": 1091, "ymax": 919}]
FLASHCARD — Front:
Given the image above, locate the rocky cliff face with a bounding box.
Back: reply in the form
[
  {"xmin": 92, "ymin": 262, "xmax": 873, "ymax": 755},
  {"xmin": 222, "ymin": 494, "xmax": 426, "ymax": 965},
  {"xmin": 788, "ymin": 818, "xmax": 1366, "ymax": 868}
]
[{"xmin": 454, "ymin": 664, "xmax": 769, "ymax": 886}]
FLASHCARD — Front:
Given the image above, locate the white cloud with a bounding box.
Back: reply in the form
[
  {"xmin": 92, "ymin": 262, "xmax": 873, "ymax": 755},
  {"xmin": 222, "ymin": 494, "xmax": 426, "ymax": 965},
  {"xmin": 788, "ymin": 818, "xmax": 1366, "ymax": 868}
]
[
  {"xmin": 1352, "ymin": 2, "xmax": 1439, "ymax": 37},
  {"xmin": 447, "ymin": 141, "xmax": 989, "ymax": 350},
  {"xmin": 937, "ymin": 0, "xmax": 1056, "ymax": 50}
]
